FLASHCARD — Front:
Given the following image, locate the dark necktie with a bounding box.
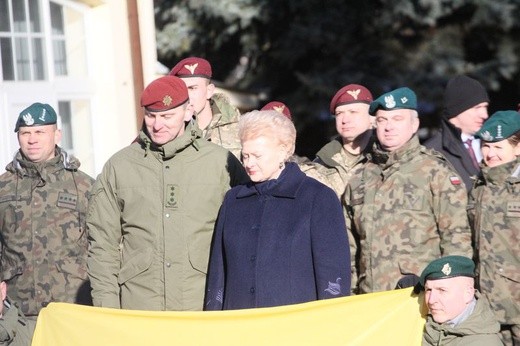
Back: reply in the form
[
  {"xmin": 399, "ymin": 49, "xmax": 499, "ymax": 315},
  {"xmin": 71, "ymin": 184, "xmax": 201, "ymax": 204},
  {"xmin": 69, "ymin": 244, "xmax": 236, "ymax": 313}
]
[{"xmin": 464, "ymin": 138, "xmax": 480, "ymax": 170}]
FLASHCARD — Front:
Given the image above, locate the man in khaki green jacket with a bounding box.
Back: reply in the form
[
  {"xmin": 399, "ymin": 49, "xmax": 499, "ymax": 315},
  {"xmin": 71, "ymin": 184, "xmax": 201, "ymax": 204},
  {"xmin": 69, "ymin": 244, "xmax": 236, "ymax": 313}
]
[
  {"xmin": 87, "ymin": 76, "xmax": 248, "ymax": 311},
  {"xmin": 419, "ymin": 256, "xmax": 502, "ymax": 346}
]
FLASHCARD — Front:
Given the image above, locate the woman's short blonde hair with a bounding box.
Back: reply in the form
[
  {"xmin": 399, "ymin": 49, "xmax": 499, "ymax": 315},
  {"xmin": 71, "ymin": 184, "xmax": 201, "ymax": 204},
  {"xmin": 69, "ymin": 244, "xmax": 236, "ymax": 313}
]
[{"xmin": 239, "ymin": 110, "xmax": 296, "ymax": 157}]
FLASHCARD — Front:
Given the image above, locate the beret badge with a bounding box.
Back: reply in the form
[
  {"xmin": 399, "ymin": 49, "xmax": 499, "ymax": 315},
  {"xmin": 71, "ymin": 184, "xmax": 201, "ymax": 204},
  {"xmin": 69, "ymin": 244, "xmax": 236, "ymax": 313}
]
[
  {"xmin": 163, "ymin": 95, "xmax": 173, "ymax": 107},
  {"xmin": 184, "ymin": 63, "xmax": 198, "ymax": 75},
  {"xmin": 441, "ymin": 263, "xmax": 451, "ymax": 276},
  {"xmin": 23, "ymin": 113, "xmax": 35, "ymax": 126},
  {"xmin": 384, "ymin": 95, "xmax": 396, "ymax": 109},
  {"xmin": 347, "ymin": 89, "xmax": 361, "ymax": 100},
  {"xmin": 479, "ymin": 131, "xmax": 494, "ymax": 141}
]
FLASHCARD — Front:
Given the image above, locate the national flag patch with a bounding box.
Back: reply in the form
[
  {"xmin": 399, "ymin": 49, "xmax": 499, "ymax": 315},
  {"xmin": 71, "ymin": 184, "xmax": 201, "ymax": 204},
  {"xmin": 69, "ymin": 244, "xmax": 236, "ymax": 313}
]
[{"xmin": 449, "ymin": 176, "xmax": 461, "ymax": 185}]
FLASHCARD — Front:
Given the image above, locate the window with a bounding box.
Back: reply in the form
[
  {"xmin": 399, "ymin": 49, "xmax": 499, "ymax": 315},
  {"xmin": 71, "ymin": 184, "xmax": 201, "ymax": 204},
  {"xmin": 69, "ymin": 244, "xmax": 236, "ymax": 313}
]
[
  {"xmin": 58, "ymin": 100, "xmax": 72, "ymax": 151},
  {"xmin": 0, "ymin": 0, "xmax": 46, "ymax": 80},
  {"xmin": 50, "ymin": 1, "xmax": 67, "ymax": 75},
  {"xmin": 0, "ymin": 0, "xmax": 86, "ymax": 81}
]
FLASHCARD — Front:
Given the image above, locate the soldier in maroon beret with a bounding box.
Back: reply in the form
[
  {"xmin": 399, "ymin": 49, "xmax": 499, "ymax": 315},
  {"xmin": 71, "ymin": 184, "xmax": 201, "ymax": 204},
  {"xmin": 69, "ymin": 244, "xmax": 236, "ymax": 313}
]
[
  {"xmin": 304, "ymin": 84, "xmax": 375, "ymax": 198},
  {"xmin": 87, "ymin": 75, "xmax": 249, "ymax": 312},
  {"xmin": 169, "ymin": 57, "xmax": 241, "ymax": 158},
  {"xmin": 299, "ymin": 84, "xmax": 375, "ymax": 292}
]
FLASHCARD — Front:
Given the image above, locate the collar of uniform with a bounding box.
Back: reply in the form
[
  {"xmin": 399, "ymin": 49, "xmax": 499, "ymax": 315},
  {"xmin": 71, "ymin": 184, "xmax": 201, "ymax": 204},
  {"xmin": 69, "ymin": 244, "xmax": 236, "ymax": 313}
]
[
  {"xmin": 13, "ymin": 147, "xmax": 64, "ymax": 177},
  {"xmin": 373, "ymin": 135, "xmax": 420, "ymax": 168},
  {"xmin": 139, "ymin": 121, "xmax": 200, "ymax": 160},
  {"xmin": 315, "ymin": 137, "xmax": 344, "ymax": 168}
]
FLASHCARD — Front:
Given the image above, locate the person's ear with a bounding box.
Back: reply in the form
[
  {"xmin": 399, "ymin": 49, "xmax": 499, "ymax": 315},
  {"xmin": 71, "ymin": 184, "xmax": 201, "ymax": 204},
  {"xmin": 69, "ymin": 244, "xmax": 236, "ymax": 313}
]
[
  {"xmin": 206, "ymin": 82, "xmax": 216, "ymax": 100},
  {"xmin": 54, "ymin": 128, "xmax": 62, "ymax": 144}
]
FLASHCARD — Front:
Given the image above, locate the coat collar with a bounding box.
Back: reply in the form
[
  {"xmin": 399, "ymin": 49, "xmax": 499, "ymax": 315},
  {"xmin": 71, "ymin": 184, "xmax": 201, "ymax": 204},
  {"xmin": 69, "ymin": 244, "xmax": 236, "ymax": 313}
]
[
  {"xmin": 138, "ymin": 120, "xmax": 202, "ymax": 160},
  {"xmin": 7, "ymin": 146, "xmax": 79, "ymax": 178},
  {"xmin": 316, "ymin": 130, "xmax": 375, "ymax": 168},
  {"xmin": 235, "ymin": 162, "xmax": 305, "ymax": 199}
]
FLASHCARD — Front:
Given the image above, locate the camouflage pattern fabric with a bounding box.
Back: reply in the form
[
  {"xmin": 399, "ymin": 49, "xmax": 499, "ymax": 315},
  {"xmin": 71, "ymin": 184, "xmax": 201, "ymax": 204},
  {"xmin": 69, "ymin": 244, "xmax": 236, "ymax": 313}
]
[
  {"xmin": 204, "ymin": 93, "xmax": 241, "ymax": 159},
  {"xmin": 468, "ymin": 157, "xmax": 520, "ymax": 344},
  {"xmin": 344, "ymin": 136, "xmax": 473, "ymax": 294},
  {"xmin": 0, "ymin": 147, "xmax": 94, "ymax": 316},
  {"xmin": 307, "ymin": 136, "xmax": 373, "ymax": 198}
]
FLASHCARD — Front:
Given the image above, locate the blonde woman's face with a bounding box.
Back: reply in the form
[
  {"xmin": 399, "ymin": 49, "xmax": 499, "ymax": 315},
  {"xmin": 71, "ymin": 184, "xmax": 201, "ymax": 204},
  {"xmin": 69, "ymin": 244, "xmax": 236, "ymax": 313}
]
[{"xmin": 241, "ymin": 136, "xmax": 287, "ymax": 182}]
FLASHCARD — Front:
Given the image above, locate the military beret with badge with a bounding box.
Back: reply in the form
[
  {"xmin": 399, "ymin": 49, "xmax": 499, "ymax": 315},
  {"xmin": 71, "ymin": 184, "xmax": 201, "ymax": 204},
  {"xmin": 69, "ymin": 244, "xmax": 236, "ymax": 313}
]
[
  {"xmin": 140, "ymin": 76, "xmax": 189, "ymax": 112},
  {"xmin": 261, "ymin": 101, "xmax": 292, "ymax": 120},
  {"xmin": 330, "ymin": 84, "xmax": 373, "ymax": 114},
  {"xmin": 417, "ymin": 255, "xmax": 475, "ymax": 291},
  {"xmin": 475, "ymin": 110, "xmax": 520, "ymax": 142},
  {"xmin": 369, "ymin": 87, "xmax": 417, "ymax": 115},
  {"xmin": 169, "ymin": 57, "xmax": 212, "ymax": 79},
  {"xmin": 15, "ymin": 102, "xmax": 57, "ymax": 132}
]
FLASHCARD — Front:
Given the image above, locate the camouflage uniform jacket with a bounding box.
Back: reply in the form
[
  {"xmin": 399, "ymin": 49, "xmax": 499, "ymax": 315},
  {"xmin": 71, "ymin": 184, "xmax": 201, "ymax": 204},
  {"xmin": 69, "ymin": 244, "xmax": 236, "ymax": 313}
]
[
  {"xmin": 310, "ymin": 135, "xmax": 373, "ymax": 198},
  {"xmin": 0, "ymin": 148, "xmax": 93, "ymax": 316},
  {"xmin": 203, "ymin": 93, "xmax": 241, "ymax": 159},
  {"xmin": 468, "ymin": 157, "xmax": 520, "ymax": 325},
  {"xmin": 87, "ymin": 122, "xmax": 249, "ymax": 311},
  {"xmin": 423, "ymin": 293, "xmax": 502, "ymax": 346},
  {"xmin": 344, "ymin": 136, "xmax": 473, "ymax": 294},
  {"xmin": 0, "ymin": 297, "xmax": 36, "ymax": 346}
]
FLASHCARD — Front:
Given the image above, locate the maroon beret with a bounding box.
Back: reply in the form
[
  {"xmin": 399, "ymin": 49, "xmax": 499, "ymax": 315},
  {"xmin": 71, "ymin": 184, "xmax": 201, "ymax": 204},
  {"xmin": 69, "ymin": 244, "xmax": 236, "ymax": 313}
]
[
  {"xmin": 329, "ymin": 84, "xmax": 373, "ymax": 114},
  {"xmin": 261, "ymin": 101, "xmax": 292, "ymax": 120},
  {"xmin": 169, "ymin": 57, "xmax": 212, "ymax": 79},
  {"xmin": 140, "ymin": 76, "xmax": 189, "ymax": 112}
]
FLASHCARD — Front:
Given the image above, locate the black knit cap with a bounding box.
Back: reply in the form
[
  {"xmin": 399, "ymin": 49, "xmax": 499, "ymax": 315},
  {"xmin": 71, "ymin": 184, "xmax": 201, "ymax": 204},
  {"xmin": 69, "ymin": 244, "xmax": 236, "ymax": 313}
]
[{"xmin": 444, "ymin": 75, "xmax": 489, "ymax": 119}]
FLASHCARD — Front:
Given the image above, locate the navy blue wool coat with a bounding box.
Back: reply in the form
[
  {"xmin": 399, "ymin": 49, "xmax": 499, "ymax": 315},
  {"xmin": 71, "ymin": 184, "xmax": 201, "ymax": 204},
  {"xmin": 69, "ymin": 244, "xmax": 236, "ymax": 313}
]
[{"xmin": 204, "ymin": 162, "xmax": 351, "ymax": 310}]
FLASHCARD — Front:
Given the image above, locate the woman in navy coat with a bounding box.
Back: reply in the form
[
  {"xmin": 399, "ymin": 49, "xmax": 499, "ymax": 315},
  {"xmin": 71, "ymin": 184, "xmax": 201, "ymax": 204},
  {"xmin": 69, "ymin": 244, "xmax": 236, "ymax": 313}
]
[{"xmin": 204, "ymin": 110, "xmax": 351, "ymax": 310}]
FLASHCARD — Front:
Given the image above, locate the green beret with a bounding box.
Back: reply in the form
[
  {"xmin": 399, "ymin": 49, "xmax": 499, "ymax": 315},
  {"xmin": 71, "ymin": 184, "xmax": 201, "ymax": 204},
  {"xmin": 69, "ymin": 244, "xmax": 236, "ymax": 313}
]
[
  {"xmin": 369, "ymin": 87, "xmax": 417, "ymax": 115},
  {"xmin": 419, "ymin": 256, "xmax": 475, "ymax": 287},
  {"xmin": 15, "ymin": 103, "xmax": 57, "ymax": 132},
  {"xmin": 475, "ymin": 110, "xmax": 520, "ymax": 142}
]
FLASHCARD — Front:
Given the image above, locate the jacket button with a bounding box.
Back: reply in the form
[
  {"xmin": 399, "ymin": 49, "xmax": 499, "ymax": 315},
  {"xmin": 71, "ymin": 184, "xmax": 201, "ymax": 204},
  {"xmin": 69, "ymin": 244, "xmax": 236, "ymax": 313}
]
[
  {"xmin": 250, "ymin": 255, "xmax": 256, "ymax": 262},
  {"xmin": 250, "ymin": 287, "xmax": 255, "ymax": 294},
  {"xmin": 166, "ymin": 262, "xmax": 171, "ymax": 268}
]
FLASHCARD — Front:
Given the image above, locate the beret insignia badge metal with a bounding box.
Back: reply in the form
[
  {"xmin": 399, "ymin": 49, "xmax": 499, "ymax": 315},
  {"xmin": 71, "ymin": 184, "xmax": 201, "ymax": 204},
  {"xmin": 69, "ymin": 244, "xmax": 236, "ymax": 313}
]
[
  {"xmin": 480, "ymin": 130, "xmax": 493, "ymax": 141},
  {"xmin": 347, "ymin": 89, "xmax": 361, "ymax": 100},
  {"xmin": 384, "ymin": 95, "xmax": 396, "ymax": 109},
  {"xmin": 23, "ymin": 113, "xmax": 35, "ymax": 126},
  {"xmin": 273, "ymin": 105, "xmax": 285, "ymax": 114},
  {"xmin": 162, "ymin": 95, "xmax": 173, "ymax": 107},
  {"xmin": 442, "ymin": 263, "xmax": 452, "ymax": 276},
  {"xmin": 184, "ymin": 63, "xmax": 198, "ymax": 75}
]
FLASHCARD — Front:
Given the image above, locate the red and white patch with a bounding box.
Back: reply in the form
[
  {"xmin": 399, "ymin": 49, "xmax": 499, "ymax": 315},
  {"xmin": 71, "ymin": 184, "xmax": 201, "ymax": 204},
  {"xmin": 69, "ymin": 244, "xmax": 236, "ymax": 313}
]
[{"xmin": 449, "ymin": 176, "xmax": 461, "ymax": 185}]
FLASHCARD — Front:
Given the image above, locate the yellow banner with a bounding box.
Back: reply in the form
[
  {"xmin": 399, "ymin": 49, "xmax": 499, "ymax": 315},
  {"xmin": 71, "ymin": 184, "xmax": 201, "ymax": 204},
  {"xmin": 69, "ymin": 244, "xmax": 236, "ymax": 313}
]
[{"xmin": 32, "ymin": 288, "xmax": 425, "ymax": 345}]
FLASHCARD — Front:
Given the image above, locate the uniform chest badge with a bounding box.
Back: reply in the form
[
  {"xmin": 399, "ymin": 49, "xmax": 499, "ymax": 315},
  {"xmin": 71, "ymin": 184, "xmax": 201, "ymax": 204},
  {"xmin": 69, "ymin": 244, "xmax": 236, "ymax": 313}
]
[{"xmin": 506, "ymin": 201, "xmax": 520, "ymax": 217}]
